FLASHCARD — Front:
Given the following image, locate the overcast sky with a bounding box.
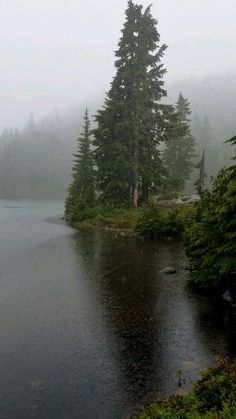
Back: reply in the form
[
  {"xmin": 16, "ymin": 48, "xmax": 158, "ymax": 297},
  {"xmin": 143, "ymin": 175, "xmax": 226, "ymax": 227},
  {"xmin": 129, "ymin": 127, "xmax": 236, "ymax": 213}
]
[{"xmin": 0, "ymin": 0, "xmax": 235, "ymax": 130}]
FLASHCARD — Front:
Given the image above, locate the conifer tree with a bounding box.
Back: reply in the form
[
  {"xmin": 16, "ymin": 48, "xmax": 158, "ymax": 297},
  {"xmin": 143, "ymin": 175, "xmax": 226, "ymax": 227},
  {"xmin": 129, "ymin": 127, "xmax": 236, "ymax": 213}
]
[
  {"xmin": 163, "ymin": 93, "xmax": 196, "ymax": 192},
  {"xmin": 94, "ymin": 1, "xmax": 169, "ymax": 207},
  {"xmin": 65, "ymin": 109, "xmax": 95, "ymax": 221}
]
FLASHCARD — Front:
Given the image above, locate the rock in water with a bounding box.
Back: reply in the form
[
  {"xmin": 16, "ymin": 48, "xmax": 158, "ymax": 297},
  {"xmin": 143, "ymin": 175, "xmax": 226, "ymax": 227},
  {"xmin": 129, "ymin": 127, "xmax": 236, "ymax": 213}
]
[
  {"xmin": 222, "ymin": 290, "xmax": 234, "ymax": 304},
  {"xmin": 160, "ymin": 267, "xmax": 177, "ymax": 274}
]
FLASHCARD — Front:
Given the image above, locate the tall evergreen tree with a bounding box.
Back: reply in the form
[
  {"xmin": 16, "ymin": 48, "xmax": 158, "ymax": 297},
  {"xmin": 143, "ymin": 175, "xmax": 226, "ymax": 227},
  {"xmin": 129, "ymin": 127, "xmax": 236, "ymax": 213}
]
[
  {"xmin": 163, "ymin": 93, "xmax": 196, "ymax": 192},
  {"xmin": 94, "ymin": 1, "xmax": 169, "ymax": 207},
  {"xmin": 65, "ymin": 109, "xmax": 95, "ymax": 221}
]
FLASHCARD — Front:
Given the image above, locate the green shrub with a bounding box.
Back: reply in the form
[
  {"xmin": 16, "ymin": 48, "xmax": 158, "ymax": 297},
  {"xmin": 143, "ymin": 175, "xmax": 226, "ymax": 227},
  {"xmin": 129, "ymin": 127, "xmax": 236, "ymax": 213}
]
[
  {"xmin": 97, "ymin": 210, "xmax": 140, "ymax": 229},
  {"xmin": 174, "ymin": 204, "xmax": 197, "ymax": 230},
  {"xmin": 155, "ymin": 192, "xmax": 181, "ymax": 202},
  {"xmin": 185, "ymin": 170, "xmax": 236, "ymax": 292},
  {"xmin": 65, "ymin": 194, "xmax": 97, "ymax": 224},
  {"xmin": 132, "ymin": 358, "xmax": 236, "ymax": 419},
  {"xmin": 194, "ymin": 357, "xmax": 236, "ymax": 413},
  {"xmin": 72, "ymin": 206, "xmax": 140, "ymax": 229},
  {"xmin": 185, "ymin": 137, "xmax": 236, "ymax": 293},
  {"xmin": 136, "ymin": 205, "xmax": 184, "ymax": 240}
]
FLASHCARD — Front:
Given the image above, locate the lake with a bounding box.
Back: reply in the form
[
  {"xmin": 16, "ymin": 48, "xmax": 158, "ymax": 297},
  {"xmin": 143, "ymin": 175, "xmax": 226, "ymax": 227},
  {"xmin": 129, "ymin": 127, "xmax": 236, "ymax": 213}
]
[{"xmin": 0, "ymin": 200, "xmax": 235, "ymax": 418}]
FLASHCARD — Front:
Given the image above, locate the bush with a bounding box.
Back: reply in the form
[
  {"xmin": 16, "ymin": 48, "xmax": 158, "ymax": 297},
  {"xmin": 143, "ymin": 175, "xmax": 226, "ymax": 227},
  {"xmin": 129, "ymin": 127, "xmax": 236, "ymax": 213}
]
[
  {"xmin": 132, "ymin": 358, "xmax": 236, "ymax": 419},
  {"xmin": 65, "ymin": 193, "xmax": 97, "ymax": 224},
  {"xmin": 70, "ymin": 206, "xmax": 140, "ymax": 229},
  {"xmin": 174, "ymin": 204, "xmax": 197, "ymax": 230},
  {"xmin": 194, "ymin": 357, "xmax": 236, "ymax": 413},
  {"xmin": 185, "ymin": 137, "xmax": 236, "ymax": 293},
  {"xmin": 185, "ymin": 170, "xmax": 236, "ymax": 292},
  {"xmin": 155, "ymin": 192, "xmax": 181, "ymax": 202},
  {"xmin": 96, "ymin": 208, "xmax": 140, "ymax": 229},
  {"xmin": 136, "ymin": 205, "xmax": 184, "ymax": 240},
  {"xmin": 66, "ymin": 197, "xmax": 196, "ymax": 239}
]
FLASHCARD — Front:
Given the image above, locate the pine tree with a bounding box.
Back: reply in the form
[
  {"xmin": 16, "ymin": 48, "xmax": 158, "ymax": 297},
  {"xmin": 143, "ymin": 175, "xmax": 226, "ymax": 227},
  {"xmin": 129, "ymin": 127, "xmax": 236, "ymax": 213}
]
[
  {"xmin": 65, "ymin": 109, "xmax": 95, "ymax": 221},
  {"xmin": 163, "ymin": 93, "xmax": 196, "ymax": 193},
  {"xmin": 94, "ymin": 1, "xmax": 169, "ymax": 207}
]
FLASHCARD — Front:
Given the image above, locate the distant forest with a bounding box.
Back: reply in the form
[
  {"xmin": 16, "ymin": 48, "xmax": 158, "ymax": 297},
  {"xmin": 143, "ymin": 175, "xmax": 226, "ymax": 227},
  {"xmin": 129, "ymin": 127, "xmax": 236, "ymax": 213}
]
[{"xmin": 0, "ymin": 74, "xmax": 235, "ymax": 199}]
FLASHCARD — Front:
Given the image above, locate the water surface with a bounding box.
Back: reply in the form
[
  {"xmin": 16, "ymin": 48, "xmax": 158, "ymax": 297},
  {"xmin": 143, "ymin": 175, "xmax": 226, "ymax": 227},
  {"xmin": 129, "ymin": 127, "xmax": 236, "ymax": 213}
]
[{"xmin": 0, "ymin": 200, "xmax": 235, "ymax": 419}]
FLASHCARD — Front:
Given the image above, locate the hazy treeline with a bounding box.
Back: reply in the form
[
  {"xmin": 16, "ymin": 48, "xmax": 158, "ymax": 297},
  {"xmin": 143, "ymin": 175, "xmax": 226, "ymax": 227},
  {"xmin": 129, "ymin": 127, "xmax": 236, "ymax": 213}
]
[
  {"xmin": 0, "ymin": 108, "xmax": 87, "ymax": 198},
  {"xmin": 169, "ymin": 74, "xmax": 236, "ymax": 180},
  {"xmin": 0, "ymin": 74, "xmax": 235, "ymax": 199}
]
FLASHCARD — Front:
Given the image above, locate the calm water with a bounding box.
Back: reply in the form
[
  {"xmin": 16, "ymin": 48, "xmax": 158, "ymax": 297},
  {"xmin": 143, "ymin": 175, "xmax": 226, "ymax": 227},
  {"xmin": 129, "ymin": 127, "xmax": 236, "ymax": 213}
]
[{"xmin": 0, "ymin": 200, "xmax": 235, "ymax": 419}]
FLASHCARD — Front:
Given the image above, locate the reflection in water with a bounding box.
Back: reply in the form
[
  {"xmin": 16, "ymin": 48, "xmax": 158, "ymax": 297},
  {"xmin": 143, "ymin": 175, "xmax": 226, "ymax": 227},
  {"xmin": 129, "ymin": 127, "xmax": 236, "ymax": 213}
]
[
  {"xmin": 73, "ymin": 229, "xmax": 235, "ymax": 415},
  {"xmin": 0, "ymin": 199, "xmax": 235, "ymax": 419}
]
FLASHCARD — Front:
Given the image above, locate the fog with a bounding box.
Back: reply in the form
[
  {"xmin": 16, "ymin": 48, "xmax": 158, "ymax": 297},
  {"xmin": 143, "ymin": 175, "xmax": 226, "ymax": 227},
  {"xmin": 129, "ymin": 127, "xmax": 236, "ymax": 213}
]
[
  {"xmin": 0, "ymin": 0, "xmax": 235, "ymax": 129},
  {"xmin": 0, "ymin": 0, "xmax": 235, "ymax": 198}
]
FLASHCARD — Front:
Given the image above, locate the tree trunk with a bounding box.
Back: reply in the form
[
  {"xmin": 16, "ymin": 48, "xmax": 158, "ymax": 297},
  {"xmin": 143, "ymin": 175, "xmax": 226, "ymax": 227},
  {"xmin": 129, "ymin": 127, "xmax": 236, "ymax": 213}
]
[
  {"xmin": 141, "ymin": 178, "xmax": 149, "ymax": 206},
  {"xmin": 132, "ymin": 136, "xmax": 139, "ymax": 208},
  {"xmin": 133, "ymin": 178, "xmax": 139, "ymax": 207}
]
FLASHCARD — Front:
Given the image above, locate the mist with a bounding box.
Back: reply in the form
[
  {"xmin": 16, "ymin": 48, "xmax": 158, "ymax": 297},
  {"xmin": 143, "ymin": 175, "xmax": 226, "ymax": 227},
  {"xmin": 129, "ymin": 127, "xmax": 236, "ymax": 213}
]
[
  {"xmin": 0, "ymin": 0, "xmax": 235, "ymax": 129},
  {"xmin": 0, "ymin": 0, "xmax": 235, "ymax": 197}
]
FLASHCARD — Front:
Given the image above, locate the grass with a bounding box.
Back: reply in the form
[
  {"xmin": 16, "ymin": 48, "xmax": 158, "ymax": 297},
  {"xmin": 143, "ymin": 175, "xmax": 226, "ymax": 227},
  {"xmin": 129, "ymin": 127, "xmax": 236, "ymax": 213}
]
[
  {"xmin": 69, "ymin": 200, "xmax": 197, "ymax": 239},
  {"xmin": 74, "ymin": 206, "xmax": 141, "ymax": 231}
]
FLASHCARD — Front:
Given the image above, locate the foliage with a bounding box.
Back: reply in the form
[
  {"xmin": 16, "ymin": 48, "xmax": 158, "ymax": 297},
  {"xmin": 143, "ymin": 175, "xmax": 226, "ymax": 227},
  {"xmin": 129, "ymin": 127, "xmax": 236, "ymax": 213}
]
[
  {"xmin": 65, "ymin": 109, "xmax": 95, "ymax": 222},
  {"xmin": 94, "ymin": 1, "xmax": 173, "ymax": 207},
  {"xmin": 155, "ymin": 192, "xmax": 180, "ymax": 202},
  {"xmin": 65, "ymin": 189, "xmax": 97, "ymax": 223},
  {"xmin": 66, "ymin": 195, "xmax": 196, "ymax": 235},
  {"xmin": 185, "ymin": 136, "xmax": 236, "ymax": 292},
  {"xmin": 136, "ymin": 204, "xmax": 184, "ymax": 240},
  {"xmin": 194, "ymin": 357, "xmax": 236, "ymax": 413},
  {"xmin": 76, "ymin": 206, "xmax": 140, "ymax": 230},
  {"xmin": 132, "ymin": 357, "xmax": 236, "ymax": 419},
  {"xmin": 163, "ymin": 93, "xmax": 196, "ymax": 193},
  {"xmin": 174, "ymin": 204, "xmax": 197, "ymax": 229}
]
